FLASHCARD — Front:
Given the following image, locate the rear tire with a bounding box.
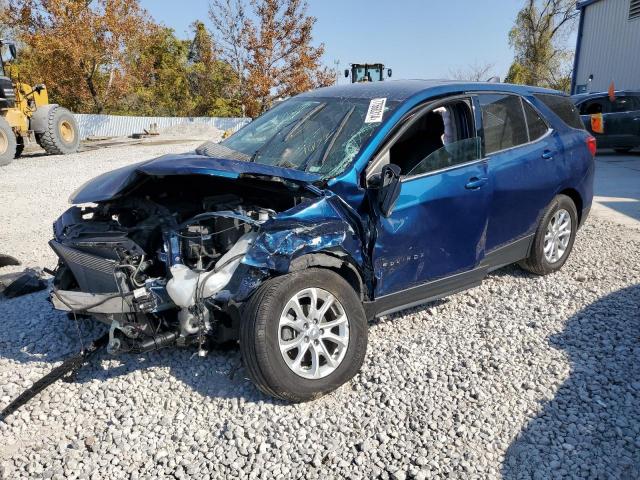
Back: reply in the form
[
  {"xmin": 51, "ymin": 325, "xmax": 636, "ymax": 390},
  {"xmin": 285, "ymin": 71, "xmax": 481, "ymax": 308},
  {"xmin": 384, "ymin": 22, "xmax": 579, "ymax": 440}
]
[
  {"xmin": 240, "ymin": 268, "xmax": 368, "ymax": 402},
  {"xmin": 519, "ymin": 194, "xmax": 577, "ymax": 275},
  {"xmin": 38, "ymin": 106, "xmax": 80, "ymax": 155},
  {"xmin": 0, "ymin": 117, "xmax": 17, "ymax": 166}
]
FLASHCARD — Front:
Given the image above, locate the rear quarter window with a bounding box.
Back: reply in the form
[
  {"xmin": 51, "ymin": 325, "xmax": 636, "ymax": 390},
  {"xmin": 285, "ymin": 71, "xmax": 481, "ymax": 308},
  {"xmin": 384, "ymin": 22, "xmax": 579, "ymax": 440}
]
[{"xmin": 534, "ymin": 94, "xmax": 584, "ymax": 130}]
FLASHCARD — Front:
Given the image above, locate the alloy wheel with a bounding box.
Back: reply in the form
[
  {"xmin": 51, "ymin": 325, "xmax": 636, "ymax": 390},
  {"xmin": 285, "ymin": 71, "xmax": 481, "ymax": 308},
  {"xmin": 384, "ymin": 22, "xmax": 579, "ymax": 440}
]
[
  {"xmin": 544, "ymin": 208, "xmax": 572, "ymax": 263},
  {"xmin": 278, "ymin": 287, "xmax": 350, "ymax": 379}
]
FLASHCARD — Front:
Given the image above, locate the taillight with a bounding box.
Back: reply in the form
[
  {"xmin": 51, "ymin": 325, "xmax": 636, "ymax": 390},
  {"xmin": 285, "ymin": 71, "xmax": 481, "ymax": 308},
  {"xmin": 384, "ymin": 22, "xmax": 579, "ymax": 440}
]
[{"xmin": 586, "ymin": 136, "xmax": 597, "ymax": 156}]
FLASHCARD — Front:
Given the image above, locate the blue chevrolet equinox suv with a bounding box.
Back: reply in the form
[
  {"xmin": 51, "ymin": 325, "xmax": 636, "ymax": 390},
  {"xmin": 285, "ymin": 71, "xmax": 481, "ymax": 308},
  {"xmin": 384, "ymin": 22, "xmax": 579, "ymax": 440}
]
[{"xmin": 49, "ymin": 80, "xmax": 595, "ymax": 401}]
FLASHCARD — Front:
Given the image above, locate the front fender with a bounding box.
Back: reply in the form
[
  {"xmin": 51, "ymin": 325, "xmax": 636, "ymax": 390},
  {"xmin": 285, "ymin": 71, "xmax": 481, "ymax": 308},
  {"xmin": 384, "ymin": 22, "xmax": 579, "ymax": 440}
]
[{"xmin": 225, "ymin": 193, "xmax": 370, "ymax": 302}]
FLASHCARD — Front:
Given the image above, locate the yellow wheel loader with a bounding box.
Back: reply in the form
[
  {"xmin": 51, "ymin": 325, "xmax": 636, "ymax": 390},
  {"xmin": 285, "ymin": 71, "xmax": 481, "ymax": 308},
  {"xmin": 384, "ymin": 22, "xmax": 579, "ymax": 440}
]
[{"xmin": 0, "ymin": 40, "xmax": 80, "ymax": 166}]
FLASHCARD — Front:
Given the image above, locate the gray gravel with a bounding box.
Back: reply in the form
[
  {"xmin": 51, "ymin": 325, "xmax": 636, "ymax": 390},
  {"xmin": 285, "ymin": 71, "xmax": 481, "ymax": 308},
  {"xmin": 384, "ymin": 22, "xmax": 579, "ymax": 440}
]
[{"xmin": 1, "ymin": 146, "xmax": 639, "ymax": 479}]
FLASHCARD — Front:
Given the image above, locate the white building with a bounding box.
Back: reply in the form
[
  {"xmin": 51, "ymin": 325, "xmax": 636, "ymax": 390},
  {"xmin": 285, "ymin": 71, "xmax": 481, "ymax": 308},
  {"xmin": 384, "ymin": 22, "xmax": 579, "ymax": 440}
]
[{"xmin": 572, "ymin": 0, "xmax": 640, "ymax": 94}]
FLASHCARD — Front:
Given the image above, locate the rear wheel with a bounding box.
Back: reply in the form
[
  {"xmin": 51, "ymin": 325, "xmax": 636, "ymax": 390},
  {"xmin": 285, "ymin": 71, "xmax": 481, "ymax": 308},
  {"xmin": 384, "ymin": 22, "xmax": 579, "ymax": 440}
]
[
  {"xmin": 240, "ymin": 268, "xmax": 368, "ymax": 402},
  {"xmin": 0, "ymin": 117, "xmax": 17, "ymax": 166},
  {"xmin": 519, "ymin": 194, "xmax": 577, "ymax": 275},
  {"xmin": 38, "ymin": 106, "xmax": 80, "ymax": 155}
]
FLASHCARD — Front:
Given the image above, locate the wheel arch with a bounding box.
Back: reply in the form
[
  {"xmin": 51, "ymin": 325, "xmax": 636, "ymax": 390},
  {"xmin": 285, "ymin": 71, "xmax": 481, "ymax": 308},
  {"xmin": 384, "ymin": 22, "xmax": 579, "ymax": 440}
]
[
  {"xmin": 288, "ymin": 252, "xmax": 367, "ymax": 301},
  {"xmin": 558, "ymin": 188, "xmax": 583, "ymax": 225}
]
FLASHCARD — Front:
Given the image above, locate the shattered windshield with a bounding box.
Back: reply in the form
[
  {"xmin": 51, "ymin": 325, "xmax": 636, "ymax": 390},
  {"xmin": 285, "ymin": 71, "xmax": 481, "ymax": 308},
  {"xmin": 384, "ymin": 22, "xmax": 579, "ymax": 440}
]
[{"xmin": 220, "ymin": 96, "xmax": 398, "ymax": 179}]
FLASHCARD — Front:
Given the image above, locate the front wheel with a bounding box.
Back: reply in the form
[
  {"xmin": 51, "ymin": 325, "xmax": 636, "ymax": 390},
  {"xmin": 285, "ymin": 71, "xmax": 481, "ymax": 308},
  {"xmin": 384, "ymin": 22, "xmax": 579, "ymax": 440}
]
[
  {"xmin": 240, "ymin": 268, "xmax": 368, "ymax": 402},
  {"xmin": 519, "ymin": 194, "xmax": 578, "ymax": 275}
]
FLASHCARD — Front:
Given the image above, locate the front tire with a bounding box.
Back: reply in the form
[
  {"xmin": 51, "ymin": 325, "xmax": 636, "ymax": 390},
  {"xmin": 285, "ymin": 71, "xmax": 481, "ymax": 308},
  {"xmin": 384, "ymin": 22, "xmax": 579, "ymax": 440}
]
[
  {"xmin": 38, "ymin": 106, "xmax": 80, "ymax": 155},
  {"xmin": 0, "ymin": 117, "xmax": 17, "ymax": 166},
  {"xmin": 519, "ymin": 194, "xmax": 578, "ymax": 275},
  {"xmin": 240, "ymin": 268, "xmax": 368, "ymax": 402}
]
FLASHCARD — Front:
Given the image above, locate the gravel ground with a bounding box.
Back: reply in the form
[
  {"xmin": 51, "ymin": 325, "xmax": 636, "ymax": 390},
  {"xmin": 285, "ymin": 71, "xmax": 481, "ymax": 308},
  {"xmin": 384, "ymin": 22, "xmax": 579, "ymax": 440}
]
[{"xmin": 0, "ymin": 146, "xmax": 639, "ymax": 479}]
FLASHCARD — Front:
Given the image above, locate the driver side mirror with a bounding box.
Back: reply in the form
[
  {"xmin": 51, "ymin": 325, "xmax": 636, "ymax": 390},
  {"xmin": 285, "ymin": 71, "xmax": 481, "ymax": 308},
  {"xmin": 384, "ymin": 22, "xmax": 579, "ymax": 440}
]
[{"xmin": 376, "ymin": 164, "xmax": 401, "ymax": 217}]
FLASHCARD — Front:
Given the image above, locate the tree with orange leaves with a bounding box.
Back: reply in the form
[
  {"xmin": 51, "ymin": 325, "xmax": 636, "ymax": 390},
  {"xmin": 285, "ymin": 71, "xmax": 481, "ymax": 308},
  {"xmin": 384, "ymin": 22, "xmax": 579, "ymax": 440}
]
[
  {"xmin": 4, "ymin": 0, "xmax": 159, "ymax": 113},
  {"xmin": 210, "ymin": 0, "xmax": 333, "ymax": 117}
]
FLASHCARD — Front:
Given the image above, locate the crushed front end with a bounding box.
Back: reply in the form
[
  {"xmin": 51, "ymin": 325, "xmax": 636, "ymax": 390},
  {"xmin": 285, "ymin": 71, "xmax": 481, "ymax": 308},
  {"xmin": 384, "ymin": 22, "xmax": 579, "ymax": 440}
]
[{"xmin": 49, "ymin": 167, "xmax": 324, "ymax": 356}]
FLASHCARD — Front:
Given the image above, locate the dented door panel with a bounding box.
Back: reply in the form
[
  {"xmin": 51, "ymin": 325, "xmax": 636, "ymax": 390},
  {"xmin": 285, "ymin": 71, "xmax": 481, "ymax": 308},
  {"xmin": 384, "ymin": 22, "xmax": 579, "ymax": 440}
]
[{"xmin": 371, "ymin": 161, "xmax": 491, "ymax": 297}]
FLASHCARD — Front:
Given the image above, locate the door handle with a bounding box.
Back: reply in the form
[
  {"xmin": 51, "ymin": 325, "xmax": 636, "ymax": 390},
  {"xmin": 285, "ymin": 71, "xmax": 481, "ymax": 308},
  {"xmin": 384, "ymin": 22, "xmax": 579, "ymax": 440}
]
[
  {"xmin": 465, "ymin": 176, "xmax": 488, "ymax": 190},
  {"xmin": 541, "ymin": 150, "xmax": 554, "ymax": 160}
]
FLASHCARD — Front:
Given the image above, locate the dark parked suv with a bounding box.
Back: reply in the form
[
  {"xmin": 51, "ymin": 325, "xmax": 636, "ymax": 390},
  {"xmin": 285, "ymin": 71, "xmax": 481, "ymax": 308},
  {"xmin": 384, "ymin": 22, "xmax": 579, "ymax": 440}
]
[
  {"xmin": 49, "ymin": 80, "xmax": 595, "ymax": 401},
  {"xmin": 572, "ymin": 90, "xmax": 640, "ymax": 153}
]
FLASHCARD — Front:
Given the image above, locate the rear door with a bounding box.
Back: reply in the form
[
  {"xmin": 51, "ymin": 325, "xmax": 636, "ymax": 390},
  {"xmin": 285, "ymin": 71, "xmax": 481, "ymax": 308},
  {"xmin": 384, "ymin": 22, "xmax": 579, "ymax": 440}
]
[{"xmin": 476, "ymin": 93, "xmax": 559, "ymax": 254}]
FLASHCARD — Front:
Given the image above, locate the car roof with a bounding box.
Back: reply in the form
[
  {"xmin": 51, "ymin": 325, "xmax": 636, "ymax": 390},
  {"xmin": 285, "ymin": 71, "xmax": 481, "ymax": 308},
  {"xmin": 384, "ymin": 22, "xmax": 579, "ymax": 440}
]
[
  {"xmin": 571, "ymin": 90, "xmax": 640, "ymax": 101},
  {"xmin": 299, "ymin": 79, "xmax": 562, "ymax": 102}
]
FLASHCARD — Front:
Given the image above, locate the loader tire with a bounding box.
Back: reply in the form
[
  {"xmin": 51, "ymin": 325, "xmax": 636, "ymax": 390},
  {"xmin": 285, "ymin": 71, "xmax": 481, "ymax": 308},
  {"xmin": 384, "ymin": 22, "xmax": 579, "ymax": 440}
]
[
  {"xmin": 0, "ymin": 117, "xmax": 17, "ymax": 166},
  {"xmin": 38, "ymin": 106, "xmax": 80, "ymax": 155}
]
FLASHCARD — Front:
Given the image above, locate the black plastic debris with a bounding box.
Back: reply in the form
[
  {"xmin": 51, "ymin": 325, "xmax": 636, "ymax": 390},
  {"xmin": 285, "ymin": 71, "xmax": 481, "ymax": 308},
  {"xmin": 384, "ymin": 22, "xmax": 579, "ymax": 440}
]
[
  {"xmin": 0, "ymin": 254, "xmax": 20, "ymax": 268},
  {"xmin": 2, "ymin": 269, "xmax": 47, "ymax": 298}
]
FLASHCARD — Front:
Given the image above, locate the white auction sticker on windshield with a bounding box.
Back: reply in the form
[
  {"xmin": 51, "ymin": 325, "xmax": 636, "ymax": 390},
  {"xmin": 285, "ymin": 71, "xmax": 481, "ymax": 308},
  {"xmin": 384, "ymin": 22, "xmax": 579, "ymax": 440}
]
[{"xmin": 365, "ymin": 97, "xmax": 387, "ymax": 123}]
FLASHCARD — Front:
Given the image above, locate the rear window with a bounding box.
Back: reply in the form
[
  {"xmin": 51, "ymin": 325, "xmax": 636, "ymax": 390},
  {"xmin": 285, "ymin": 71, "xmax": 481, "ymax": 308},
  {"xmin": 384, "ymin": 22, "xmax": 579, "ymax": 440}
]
[{"xmin": 534, "ymin": 94, "xmax": 584, "ymax": 130}]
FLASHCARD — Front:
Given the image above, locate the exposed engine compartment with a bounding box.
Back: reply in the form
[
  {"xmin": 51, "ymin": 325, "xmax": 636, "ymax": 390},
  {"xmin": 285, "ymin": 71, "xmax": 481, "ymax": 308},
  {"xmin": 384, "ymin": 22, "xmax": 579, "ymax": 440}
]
[{"xmin": 50, "ymin": 174, "xmax": 314, "ymax": 355}]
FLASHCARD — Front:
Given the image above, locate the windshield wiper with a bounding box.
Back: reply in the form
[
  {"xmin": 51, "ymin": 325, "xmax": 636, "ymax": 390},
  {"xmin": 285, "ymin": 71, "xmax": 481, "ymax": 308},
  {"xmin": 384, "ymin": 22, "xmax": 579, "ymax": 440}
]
[
  {"xmin": 300, "ymin": 106, "xmax": 355, "ymax": 172},
  {"xmin": 251, "ymin": 102, "xmax": 327, "ymax": 163},
  {"xmin": 284, "ymin": 103, "xmax": 327, "ymax": 141}
]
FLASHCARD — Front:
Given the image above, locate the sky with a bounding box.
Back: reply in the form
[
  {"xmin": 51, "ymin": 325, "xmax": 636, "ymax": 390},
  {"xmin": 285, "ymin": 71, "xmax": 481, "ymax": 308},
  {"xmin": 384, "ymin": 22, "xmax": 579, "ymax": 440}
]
[{"xmin": 139, "ymin": 0, "xmax": 575, "ymax": 82}]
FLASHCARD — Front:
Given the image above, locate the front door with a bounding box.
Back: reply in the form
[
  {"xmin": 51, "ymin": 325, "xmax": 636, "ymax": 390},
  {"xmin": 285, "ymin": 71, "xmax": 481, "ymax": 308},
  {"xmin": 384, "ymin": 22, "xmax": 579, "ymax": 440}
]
[{"xmin": 368, "ymin": 97, "xmax": 491, "ymax": 297}]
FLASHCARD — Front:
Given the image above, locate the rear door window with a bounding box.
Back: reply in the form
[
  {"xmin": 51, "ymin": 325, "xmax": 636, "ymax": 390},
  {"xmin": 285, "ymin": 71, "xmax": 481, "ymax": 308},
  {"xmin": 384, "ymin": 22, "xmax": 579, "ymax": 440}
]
[
  {"xmin": 523, "ymin": 100, "xmax": 549, "ymax": 141},
  {"xmin": 478, "ymin": 94, "xmax": 529, "ymax": 154},
  {"xmin": 535, "ymin": 93, "xmax": 585, "ymax": 129}
]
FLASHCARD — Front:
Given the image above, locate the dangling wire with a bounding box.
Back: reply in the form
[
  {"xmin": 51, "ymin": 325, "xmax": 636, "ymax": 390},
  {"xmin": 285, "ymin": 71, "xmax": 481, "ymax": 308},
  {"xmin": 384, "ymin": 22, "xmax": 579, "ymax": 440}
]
[{"xmin": 72, "ymin": 311, "xmax": 85, "ymax": 354}]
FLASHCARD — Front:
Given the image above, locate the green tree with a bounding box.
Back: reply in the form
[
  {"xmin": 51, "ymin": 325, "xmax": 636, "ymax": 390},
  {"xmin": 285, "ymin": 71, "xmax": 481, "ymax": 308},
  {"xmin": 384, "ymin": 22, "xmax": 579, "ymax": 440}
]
[
  {"xmin": 187, "ymin": 21, "xmax": 242, "ymax": 117},
  {"xmin": 505, "ymin": 0, "xmax": 578, "ymax": 91},
  {"xmin": 121, "ymin": 27, "xmax": 195, "ymax": 116}
]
